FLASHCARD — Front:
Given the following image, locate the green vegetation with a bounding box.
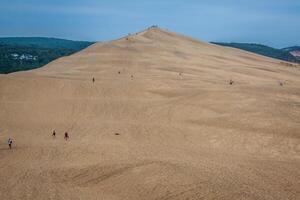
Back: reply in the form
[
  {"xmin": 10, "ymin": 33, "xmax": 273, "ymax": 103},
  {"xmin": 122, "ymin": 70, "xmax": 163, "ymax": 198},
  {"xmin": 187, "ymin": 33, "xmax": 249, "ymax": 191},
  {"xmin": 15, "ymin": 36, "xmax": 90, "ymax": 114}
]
[
  {"xmin": 212, "ymin": 42, "xmax": 299, "ymax": 63},
  {"xmin": 282, "ymin": 46, "xmax": 300, "ymax": 52},
  {"xmin": 0, "ymin": 37, "xmax": 94, "ymax": 74},
  {"xmin": 0, "ymin": 44, "xmax": 75, "ymax": 74}
]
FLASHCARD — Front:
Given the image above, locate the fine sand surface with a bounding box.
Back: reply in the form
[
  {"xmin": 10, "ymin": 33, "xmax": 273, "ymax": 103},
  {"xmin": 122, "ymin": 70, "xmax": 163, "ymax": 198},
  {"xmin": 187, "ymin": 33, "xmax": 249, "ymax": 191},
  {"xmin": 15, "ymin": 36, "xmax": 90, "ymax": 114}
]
[{"xmin": 0, "ymin": 28, "xmax": 299, "ymax": 200}]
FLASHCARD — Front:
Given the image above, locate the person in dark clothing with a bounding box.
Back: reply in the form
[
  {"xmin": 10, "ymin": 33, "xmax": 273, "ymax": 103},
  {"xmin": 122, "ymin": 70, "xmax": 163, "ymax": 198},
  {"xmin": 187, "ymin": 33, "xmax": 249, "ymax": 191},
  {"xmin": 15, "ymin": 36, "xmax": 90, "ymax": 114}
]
[
  {"xmin": 8, "ymin": 138, "xmax": 13, "ymax": 149},
  {"xmin": 92, "ymin": 78, "xmax": 95, "ymax": 83},
  {"xmin": 52, "ymin": 130, "xmax": 56, "ymax": 137},
  {"xmin": 64, "ymin": 132, "xmax": 69, "ymax": 140}
]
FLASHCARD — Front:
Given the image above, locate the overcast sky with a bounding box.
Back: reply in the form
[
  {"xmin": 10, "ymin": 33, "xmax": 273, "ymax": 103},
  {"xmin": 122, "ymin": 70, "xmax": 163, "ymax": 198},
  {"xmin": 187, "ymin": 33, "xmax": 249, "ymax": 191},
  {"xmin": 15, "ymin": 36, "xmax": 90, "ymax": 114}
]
[{"xmin": 1, "ymin": 0, "xmax": 299, "ymax": 48}]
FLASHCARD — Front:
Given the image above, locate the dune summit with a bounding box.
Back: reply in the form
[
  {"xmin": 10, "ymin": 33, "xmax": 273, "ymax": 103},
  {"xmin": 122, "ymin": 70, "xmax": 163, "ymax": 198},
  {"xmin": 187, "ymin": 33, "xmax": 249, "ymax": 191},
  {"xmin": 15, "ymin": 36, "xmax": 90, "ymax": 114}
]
[{"xmin": 0, "ymin": 27, "xmax": 300, "ymax": 200}]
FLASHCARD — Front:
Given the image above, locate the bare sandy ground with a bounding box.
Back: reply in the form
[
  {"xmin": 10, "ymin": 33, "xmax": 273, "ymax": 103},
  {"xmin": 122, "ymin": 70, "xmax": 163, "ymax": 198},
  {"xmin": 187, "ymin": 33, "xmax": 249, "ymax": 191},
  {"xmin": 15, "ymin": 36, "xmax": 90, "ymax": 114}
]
[{"xmin": 0, "ymin": 28, "xmax": 299, "ymax": 200}]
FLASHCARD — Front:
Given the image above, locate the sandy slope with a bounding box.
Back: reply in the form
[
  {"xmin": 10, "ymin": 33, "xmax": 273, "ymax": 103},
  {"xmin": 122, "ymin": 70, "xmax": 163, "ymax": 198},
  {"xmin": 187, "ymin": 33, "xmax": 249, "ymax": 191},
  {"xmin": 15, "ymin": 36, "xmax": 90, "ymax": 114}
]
[{"xmin": 0, "ymin": 28, "xmax": 299, "ymax": 200}]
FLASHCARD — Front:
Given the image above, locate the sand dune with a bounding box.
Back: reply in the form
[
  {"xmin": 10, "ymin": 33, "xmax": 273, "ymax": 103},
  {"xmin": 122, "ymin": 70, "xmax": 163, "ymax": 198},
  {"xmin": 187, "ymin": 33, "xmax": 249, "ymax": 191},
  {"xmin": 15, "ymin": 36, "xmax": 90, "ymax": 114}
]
[{"xmin": 0, "ymin": 27, "xmax": 300, "ymax": 200}]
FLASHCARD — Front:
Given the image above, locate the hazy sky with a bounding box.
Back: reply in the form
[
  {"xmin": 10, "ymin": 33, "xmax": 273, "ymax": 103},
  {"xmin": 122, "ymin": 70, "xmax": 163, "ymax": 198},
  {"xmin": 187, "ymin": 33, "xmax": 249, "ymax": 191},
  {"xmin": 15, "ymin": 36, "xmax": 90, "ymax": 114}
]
[{"xmin": 1, "ymin": 0, "xmax": 299, "ymax": 47}]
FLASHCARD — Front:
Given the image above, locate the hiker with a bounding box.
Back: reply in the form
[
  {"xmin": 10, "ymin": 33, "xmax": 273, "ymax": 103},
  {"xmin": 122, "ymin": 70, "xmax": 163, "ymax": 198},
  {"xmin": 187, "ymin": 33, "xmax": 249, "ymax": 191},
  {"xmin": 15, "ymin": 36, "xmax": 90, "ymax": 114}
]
[
  {"xmin": 92, "ymin": 77, "xmax": 95, "ymax": 83},
  {"xmin": 7, "ymin": 138, "xmax": 13, "ymax": 149},
  {"xmin": 52, "ymin": 130, "xmax": 56, "ymax": 137},
  {"xmin": 229, "ymin": 79, "xmax": 234, "ymax": 85},
  {"xmin": 279, "ymin": 81, "xmax": 284, "ymax": 86},
  {"xmin": 64, "ymin": 132, "xmax": 69, "ymax": 140}
]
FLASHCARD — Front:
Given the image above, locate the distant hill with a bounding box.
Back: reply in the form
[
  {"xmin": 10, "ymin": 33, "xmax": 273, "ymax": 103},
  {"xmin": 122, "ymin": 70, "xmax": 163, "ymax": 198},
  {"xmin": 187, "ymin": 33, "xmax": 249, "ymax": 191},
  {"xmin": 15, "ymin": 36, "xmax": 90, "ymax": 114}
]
[
  {"xmin": 0, "ymin": 37, "xmax": 94, "ymax": 50},
  {"xmin": 282, "ymin": 46, "xmax": 300, "ymax": 52},
  {"xmin": 212, "ymin": 42, "xmax": 299, "ymax": 63},
  {"xmin": 0, "ymin": 37, "xmax": 94, "ymax": 74}
]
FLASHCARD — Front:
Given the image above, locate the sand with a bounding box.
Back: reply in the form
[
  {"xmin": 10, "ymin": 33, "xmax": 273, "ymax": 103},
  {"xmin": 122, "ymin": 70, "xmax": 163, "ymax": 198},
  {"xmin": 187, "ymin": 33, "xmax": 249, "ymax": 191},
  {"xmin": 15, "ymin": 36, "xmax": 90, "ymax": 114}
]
[{"xmin": 0, "ymin": 27, "xmax": 299, "ymax": 200}]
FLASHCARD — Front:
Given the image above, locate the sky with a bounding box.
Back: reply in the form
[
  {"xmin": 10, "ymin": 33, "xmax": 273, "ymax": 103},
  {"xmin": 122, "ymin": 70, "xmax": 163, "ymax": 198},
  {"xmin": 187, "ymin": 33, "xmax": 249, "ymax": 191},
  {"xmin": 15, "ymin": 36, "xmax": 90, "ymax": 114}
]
[{"xmin": 0, "ymin": 0, "xmax": 299, "ymax": 48}]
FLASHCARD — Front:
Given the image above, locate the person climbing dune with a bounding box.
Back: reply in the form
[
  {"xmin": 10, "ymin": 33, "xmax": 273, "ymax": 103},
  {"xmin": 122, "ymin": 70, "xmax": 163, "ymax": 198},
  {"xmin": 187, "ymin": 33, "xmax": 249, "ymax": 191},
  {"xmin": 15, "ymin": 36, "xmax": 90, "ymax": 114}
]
[
  {"xmin": 92, "ymin": 77, "xmax": 95, "ymax": 83},
  {"xmin": 7, "ymin": 138, "xmax": 13, "ymax": 149},
  {"xmin": 64, "ymin": 132, "xmax": 69, "ymax": 140},
  {"xmin": 52, "ymin": 130, "xmax": 56, "ymax": 138}
]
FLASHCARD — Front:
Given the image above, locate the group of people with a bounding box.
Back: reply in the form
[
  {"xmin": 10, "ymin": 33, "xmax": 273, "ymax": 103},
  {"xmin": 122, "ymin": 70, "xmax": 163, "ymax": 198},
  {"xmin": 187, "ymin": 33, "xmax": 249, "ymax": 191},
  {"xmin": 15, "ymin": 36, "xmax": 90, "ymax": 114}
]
[
  {"xmin": 3, "ymin": 130, "xmax": 69, "ymax": 150},
  {"xmin": 52, "ymin": 130, "xmax": 70, "ymax": 140}
]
